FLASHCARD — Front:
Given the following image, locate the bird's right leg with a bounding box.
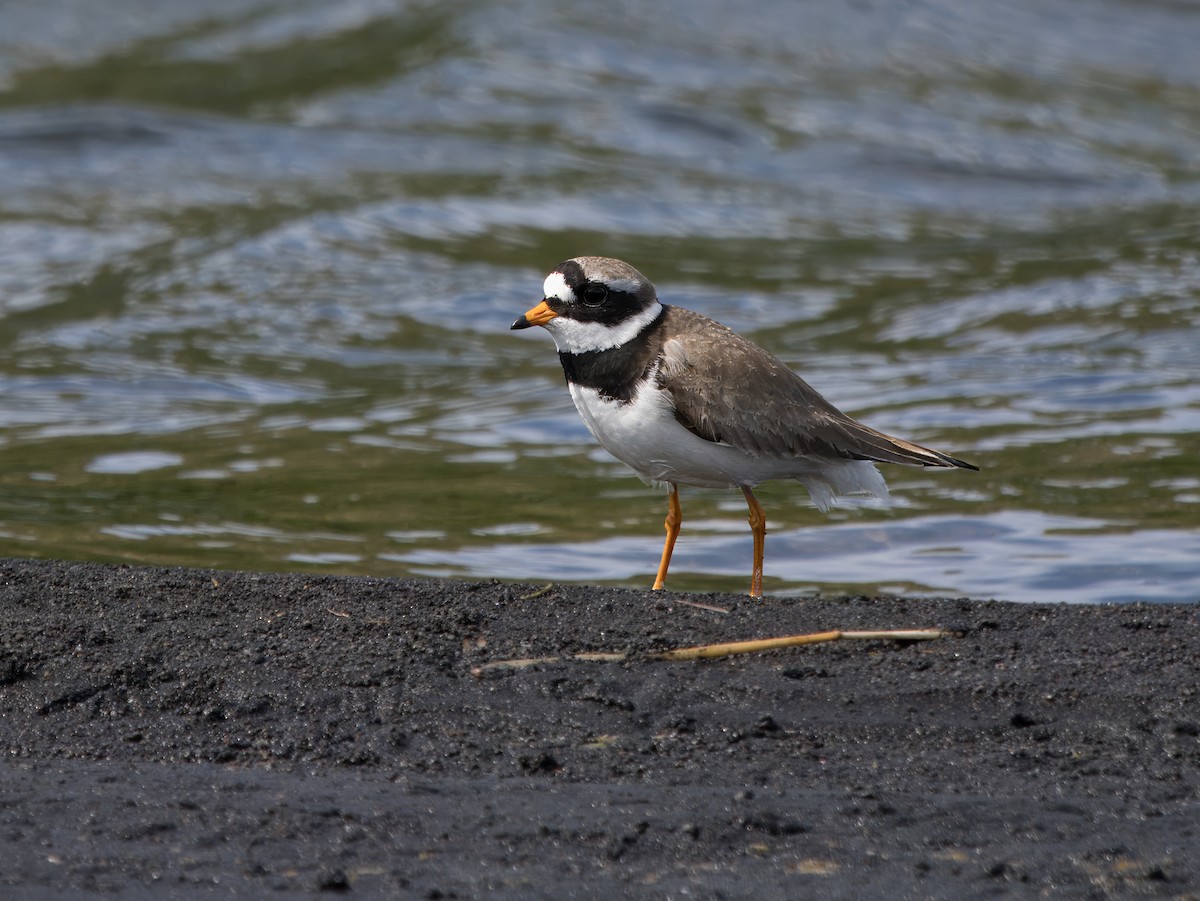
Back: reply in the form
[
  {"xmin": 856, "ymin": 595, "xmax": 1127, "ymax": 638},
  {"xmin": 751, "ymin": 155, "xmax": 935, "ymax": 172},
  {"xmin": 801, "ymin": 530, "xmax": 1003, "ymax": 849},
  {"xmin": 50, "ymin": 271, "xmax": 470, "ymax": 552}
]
[{"xmin": 652, "ymin": 483, "xmax": 682, "ymax": 591}]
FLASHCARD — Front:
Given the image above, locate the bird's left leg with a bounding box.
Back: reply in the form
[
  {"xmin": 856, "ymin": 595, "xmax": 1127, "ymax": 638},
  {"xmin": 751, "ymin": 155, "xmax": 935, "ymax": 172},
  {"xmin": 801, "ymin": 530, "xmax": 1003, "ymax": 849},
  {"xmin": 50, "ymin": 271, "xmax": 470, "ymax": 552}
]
[{"xmin": 742, "ymin": 486, "xmax": 766, "ymax": 598}]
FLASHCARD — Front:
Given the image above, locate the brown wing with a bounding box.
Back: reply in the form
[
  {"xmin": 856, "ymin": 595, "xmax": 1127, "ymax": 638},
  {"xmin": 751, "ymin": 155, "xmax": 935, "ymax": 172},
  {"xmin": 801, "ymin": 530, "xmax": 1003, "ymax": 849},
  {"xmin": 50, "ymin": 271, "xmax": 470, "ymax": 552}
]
[{"xmin": 655, "ymin": 307, "xmax": 978, "ymax": 470}]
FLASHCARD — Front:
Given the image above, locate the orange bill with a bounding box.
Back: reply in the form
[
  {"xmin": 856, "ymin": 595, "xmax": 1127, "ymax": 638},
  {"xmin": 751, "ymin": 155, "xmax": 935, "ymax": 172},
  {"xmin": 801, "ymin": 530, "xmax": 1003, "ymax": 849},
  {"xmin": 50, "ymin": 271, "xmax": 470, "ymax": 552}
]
[{"xmin": 510, "ymin": 299, "xmax": 558, "ymax": 330}]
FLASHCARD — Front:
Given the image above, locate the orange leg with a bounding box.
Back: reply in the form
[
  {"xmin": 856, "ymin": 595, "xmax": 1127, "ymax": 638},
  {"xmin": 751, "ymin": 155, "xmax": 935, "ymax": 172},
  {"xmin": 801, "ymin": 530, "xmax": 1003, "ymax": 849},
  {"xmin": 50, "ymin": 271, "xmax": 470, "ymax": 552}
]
[
  {"xmin": 652, "ymin": 484, "xmax": 682, "ymax": 591},
  {"xmin": 742, "ymin": 486, "xmax": 766, "ymax": 598}
]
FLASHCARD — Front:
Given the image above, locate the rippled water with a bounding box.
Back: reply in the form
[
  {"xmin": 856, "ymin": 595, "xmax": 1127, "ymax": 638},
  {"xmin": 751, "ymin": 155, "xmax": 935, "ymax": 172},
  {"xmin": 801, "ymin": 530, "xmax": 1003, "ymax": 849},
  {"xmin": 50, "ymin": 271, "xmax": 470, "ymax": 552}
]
[{"xmin": 1, "ymin": 0, "xmax": 1198, "ymax": 603}]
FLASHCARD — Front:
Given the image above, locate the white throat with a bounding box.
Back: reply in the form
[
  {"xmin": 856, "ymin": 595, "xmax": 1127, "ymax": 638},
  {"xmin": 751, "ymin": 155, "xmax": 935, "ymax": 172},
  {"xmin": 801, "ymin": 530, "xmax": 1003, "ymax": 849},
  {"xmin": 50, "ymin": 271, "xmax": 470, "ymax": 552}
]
[{"xmin": 544, "ymin": 301, "xmax": 663, "ymax": 354}]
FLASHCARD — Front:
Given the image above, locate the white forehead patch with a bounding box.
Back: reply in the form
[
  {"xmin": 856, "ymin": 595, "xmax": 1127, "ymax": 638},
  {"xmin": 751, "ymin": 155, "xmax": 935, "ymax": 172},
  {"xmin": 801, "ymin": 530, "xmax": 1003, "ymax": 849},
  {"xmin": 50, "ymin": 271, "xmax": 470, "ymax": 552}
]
[{"xmin": 543, "ymin": 271, "xmax": 574, "ymax": 303}]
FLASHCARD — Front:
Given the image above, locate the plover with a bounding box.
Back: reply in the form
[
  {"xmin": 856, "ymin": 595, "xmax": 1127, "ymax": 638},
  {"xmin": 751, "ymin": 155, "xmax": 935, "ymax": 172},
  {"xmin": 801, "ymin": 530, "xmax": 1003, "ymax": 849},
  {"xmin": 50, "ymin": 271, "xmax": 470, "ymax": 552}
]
[{"xmin": 511, "ymin": 256, "xmax": 977, "ymax": 597}]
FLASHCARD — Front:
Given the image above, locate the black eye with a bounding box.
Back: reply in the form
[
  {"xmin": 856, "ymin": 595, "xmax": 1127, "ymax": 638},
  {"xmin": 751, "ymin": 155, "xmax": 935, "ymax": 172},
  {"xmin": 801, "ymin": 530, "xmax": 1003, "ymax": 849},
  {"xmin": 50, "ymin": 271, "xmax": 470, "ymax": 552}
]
[{"xmin": 581, "ymin": 284, "xmax": 608, "ymax": 306}]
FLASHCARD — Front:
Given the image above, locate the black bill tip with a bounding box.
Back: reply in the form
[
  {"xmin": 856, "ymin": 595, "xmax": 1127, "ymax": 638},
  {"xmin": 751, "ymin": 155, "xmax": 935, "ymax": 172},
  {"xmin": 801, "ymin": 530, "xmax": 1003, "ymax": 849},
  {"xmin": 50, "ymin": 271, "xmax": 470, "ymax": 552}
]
[{"xmin": 510, "ymin": 316, "xmax": 532, "ymax": 330}]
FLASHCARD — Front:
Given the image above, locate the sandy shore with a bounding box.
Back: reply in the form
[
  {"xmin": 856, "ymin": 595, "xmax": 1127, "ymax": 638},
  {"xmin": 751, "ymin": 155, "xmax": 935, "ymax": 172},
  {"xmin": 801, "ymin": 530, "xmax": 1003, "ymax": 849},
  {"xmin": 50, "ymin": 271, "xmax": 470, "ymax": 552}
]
[{"xmin": 1, "ymin": 557, "xmax": 1198, "ymax": 897}]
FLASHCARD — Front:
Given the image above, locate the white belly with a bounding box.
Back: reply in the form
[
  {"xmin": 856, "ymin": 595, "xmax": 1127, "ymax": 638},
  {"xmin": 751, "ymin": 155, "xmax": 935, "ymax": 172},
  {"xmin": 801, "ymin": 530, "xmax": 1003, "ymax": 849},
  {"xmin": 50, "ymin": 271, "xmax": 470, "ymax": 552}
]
[{"xmin": 567, "ymin": 380, "xmax": 889, "ymax": 509}]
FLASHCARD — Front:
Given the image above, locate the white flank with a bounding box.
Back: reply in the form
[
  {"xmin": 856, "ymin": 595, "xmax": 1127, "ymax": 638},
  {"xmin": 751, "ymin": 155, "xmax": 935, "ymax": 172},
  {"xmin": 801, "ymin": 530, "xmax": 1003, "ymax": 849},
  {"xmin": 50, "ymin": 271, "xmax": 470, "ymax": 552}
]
[
  {"xmin": 543, "ymin": 300, "xmax": 663, "ymax": 354},
  {"xmin": 796, "ymin": 460, "xmax": 889, "ymax": 512},
  {"xmin": 568, "ymin": 373, "xmax": 892, "ymax": 508}
]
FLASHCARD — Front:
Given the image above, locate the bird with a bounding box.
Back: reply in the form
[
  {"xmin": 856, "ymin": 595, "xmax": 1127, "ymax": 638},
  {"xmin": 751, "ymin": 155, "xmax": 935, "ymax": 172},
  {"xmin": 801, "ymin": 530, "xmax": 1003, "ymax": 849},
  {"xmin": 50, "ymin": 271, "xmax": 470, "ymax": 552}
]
[{"xmin": 511, "ymin": 256, "xmax": 978, "ymax": 597}]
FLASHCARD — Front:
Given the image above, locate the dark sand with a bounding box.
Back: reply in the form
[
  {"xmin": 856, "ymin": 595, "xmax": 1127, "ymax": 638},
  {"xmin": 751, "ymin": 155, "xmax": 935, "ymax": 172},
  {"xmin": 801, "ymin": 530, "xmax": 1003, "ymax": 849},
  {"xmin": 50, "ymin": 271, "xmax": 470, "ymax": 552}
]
[{"xmin": 1, "ymin": 558, "xmax": 1198, "ymax": 898}]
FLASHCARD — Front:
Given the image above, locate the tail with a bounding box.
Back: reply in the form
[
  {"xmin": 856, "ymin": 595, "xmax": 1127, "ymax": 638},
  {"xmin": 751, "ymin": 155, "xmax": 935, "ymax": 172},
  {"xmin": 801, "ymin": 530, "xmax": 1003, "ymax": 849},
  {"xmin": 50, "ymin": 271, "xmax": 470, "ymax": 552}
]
[
  {"xmin": 875, "ymin": 434, "xmax": 979, "ymax": 471},
  {"xmin": 834, "ymin": 421, "xmax": 979, "ymax": 471}
]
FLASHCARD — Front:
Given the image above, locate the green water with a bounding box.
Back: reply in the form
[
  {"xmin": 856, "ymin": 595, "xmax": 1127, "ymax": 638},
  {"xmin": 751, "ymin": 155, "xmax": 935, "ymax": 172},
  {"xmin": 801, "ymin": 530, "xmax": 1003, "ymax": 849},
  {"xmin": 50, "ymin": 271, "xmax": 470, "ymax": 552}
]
[{"xmin": 1, "ymin": 0, "xmax": 1198, "ymax": 602}]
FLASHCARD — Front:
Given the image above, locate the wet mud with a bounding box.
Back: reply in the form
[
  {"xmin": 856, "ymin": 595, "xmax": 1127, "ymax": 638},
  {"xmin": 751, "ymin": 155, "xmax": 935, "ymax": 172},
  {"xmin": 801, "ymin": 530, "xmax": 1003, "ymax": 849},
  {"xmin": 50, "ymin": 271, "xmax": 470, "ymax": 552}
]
[{"xmin": 2, "ymin": 559, "xmax": 1197, "ymax": 898}]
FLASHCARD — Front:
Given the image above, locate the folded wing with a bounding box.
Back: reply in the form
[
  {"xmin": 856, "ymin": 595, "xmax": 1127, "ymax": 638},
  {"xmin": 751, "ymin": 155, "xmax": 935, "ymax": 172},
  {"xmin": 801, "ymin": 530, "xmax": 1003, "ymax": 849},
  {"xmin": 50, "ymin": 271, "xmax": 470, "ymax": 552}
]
[{"xmin": 656, "ymin": 307, "xmax": 978, "ymax": 471}]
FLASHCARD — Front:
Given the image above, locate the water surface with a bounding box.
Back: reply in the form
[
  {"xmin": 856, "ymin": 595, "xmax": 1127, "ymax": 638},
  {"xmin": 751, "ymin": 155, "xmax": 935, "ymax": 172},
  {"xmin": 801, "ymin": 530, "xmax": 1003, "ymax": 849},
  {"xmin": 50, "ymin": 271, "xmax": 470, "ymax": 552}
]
[{"xmin": 1, "ymin": 0, "xmax": 1198, "ymax": 603}]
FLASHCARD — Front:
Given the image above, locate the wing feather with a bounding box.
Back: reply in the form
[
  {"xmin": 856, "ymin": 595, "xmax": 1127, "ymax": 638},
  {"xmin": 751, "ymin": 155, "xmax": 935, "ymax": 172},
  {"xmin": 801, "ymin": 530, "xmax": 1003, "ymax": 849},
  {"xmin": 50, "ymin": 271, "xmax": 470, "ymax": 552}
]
[{"xmin": 656, "ymin": 307, "xmax": 977, "ymax": 471}]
